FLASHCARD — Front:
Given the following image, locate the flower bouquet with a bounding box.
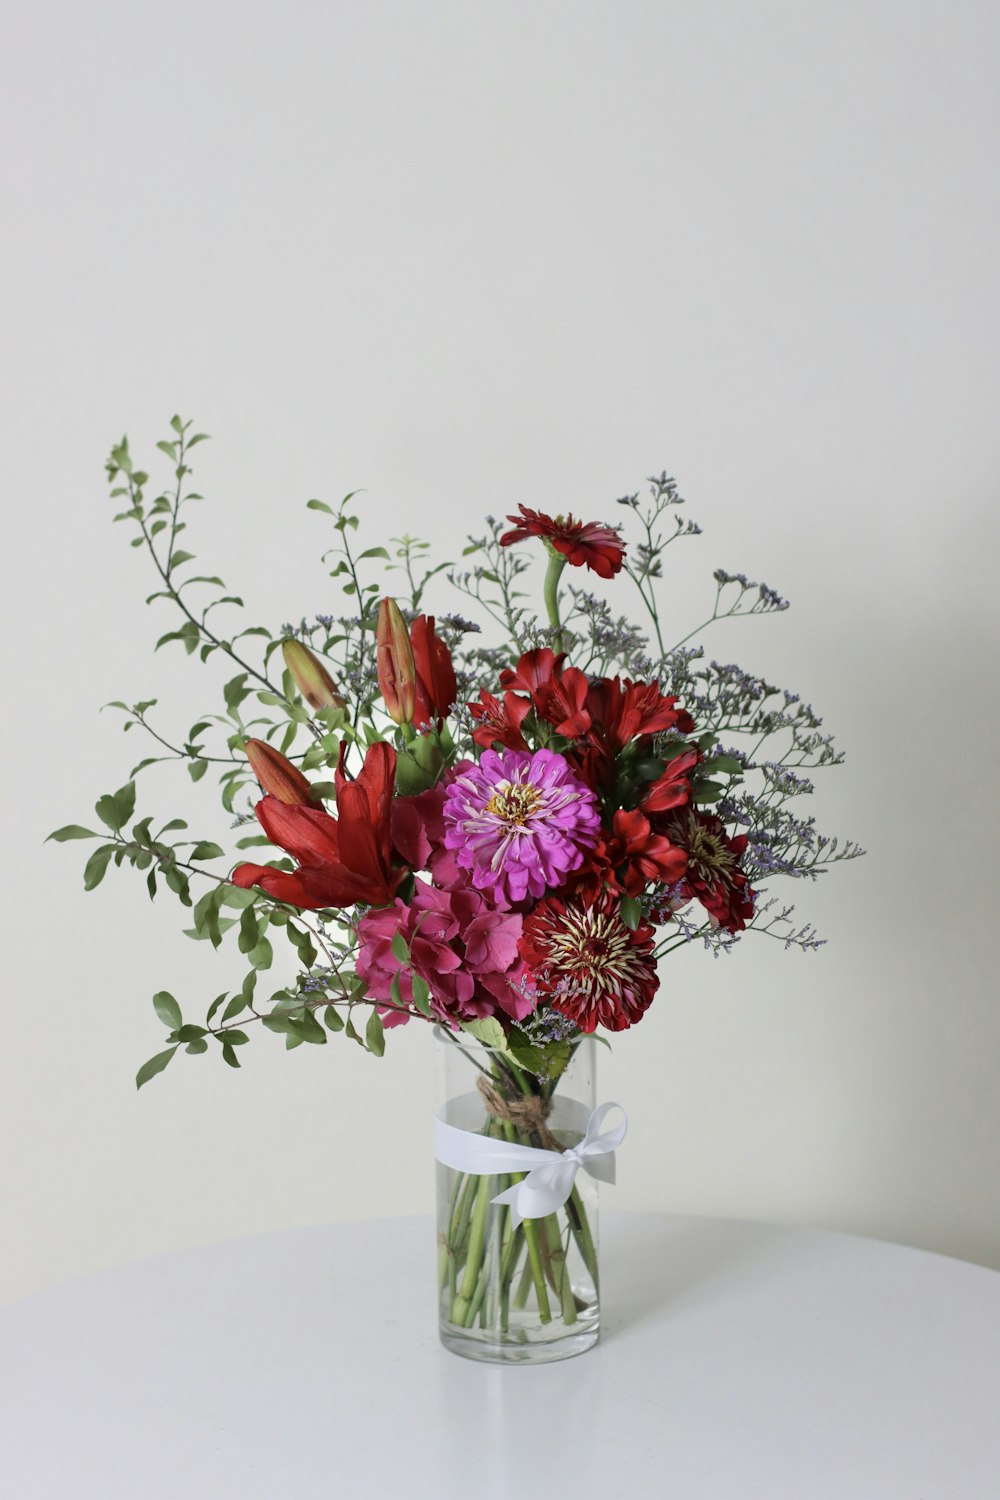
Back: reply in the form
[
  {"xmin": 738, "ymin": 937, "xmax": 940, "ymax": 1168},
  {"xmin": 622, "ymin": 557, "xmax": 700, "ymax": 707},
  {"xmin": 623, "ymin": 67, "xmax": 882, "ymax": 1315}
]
[{"xmin": 52, "ymin": 419, "xmax": 861, "ymax": 1362}]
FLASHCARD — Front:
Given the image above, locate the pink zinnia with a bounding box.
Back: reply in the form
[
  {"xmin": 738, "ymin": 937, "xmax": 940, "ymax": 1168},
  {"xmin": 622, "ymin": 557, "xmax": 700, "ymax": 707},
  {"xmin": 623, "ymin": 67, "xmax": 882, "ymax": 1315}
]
[
  {"xmin": 442, "ymin": 748, "xmax": 600, "ymax": 907},
  {"xmin": 355, "ymin": 881, "xmax": 534, "ymax": 1029}
]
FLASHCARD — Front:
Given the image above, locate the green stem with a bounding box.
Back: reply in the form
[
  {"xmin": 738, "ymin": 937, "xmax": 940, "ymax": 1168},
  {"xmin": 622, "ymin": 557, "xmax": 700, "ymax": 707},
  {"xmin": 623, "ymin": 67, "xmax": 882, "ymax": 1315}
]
[
  {"xmin": 544, "ymin": 1213, "xmax": 577, "ymax": 1325},
  {"xmin": 451, "ymin": 1168, "xmax": 493, "ymax": 1327},
  {"xmin": 542, "ymin": 547, "xmax": 568, "ymax": 652},
  {"xmin": 566, "ymin": 1185, "xmax": 600, "ymax": 1294}
]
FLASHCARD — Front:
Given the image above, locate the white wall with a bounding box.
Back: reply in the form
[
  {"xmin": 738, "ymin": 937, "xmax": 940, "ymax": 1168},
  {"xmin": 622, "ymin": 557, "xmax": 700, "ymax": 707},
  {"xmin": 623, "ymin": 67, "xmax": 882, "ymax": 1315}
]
[{"xmin": 2, "ymin": 0, "xmax": 998, "ymax": 1304}]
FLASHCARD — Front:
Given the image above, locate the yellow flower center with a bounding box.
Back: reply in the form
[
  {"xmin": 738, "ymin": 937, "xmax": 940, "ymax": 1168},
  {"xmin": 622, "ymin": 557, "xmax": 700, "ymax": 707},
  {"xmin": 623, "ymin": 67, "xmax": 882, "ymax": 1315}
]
[{"xmin": 485, "ymin": 781, "xmax": 543, "ymax": 826}]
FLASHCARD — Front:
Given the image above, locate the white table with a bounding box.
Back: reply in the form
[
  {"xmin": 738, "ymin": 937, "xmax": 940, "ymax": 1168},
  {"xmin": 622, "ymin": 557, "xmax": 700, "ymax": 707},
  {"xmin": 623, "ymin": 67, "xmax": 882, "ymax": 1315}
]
[{"xmin": 2, "ymin": 1213, "xmax": 998, "ymax": 1498}]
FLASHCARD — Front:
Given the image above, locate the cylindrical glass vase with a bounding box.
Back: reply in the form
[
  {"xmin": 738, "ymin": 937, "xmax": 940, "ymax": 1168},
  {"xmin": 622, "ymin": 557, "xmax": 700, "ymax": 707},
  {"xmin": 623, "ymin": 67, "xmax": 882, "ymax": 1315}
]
[{"xmin": 434, "ymin": 1027, "xmax": 600, "ymax": 1364}]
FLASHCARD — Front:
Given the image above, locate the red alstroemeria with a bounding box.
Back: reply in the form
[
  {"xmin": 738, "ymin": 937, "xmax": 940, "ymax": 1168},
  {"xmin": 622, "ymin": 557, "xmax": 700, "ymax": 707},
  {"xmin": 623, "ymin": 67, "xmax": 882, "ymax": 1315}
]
[
  {"xmin": 498, "ymin": 648, "xmax": 592, "ymax": 739},
  {"xmin": 660, "ymin": 807, "xmax": 756, "ymax": 933},
  {"xmin": 231, "ymin": 742, "xmax": 406, "ymax": 910},
  {"xmin": 518, "ymin": 889, "xmax": 659, "ymax": 1032},
  {"xmin": 584, "ymin": 677, "xmax": 695, "ymax": 761},
  {"xmin": 469, "ymin": 689, "xmax": 532, "ymax": 751},
  {"xmin": 534, "ymin": 665, "xmax": 591, "ymax": 738},
  {"xmin": 500, "ymin": 505, "xmax": 626, "ymax": 579},
  {"xmin": 499, "ymin": 647, "xmax": 566, "ymax": 699},
  {"xmin": 640, "ymin": 746, "xmax": 700, "ymax": 815},
  {"xmin": 605, "ymin": 809, "xmax": 688, "ymax": 897},
  {"xmin": 410, "ymin": 614, "xmax": 457, "ymax": 727}
]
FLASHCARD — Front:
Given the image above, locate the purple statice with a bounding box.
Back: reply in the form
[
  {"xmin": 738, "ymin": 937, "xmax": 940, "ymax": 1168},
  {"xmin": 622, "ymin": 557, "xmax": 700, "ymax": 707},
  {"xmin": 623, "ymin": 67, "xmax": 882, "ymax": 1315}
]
[{"xmin": 442, "ymin": 748, "xmax": 600, "ymax": 907}]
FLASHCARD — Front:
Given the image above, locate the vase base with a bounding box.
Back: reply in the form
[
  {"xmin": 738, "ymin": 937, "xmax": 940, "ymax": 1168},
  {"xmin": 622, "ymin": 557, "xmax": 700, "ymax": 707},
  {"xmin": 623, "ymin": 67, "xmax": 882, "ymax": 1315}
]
[{"xmin": 439, "ymin": 1319, "xmax": 599, "ymax": 1365}]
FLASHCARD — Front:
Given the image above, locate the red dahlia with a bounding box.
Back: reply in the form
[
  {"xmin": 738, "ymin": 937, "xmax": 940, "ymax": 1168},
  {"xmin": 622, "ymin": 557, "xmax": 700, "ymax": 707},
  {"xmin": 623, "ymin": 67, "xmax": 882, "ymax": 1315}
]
[
  {"xmin": 500, "ymin": 505, "xmax": 626, "ymax": 579},
  {"xmin": 518, "ymin": 891, "xmax": 659, "ymax": 1033}
]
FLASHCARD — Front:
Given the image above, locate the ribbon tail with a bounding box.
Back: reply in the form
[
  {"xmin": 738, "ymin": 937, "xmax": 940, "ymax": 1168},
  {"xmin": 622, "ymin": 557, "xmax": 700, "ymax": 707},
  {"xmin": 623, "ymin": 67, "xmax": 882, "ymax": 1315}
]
[
  {"xmin": 490, "ymin": 1180, "xmax": 525, "ymax": 1228},
  {"xmin": 582, "ymin": 1152, "xmax": 616, "ymax": 1188}
]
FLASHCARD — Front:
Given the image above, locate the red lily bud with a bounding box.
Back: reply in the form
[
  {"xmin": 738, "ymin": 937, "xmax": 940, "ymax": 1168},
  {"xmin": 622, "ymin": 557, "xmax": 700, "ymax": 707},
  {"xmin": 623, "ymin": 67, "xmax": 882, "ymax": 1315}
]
[
  {"xmin": 376, "ymin": 597, "xmax": 417, "ymax": 724},
  {"xmin": 410, "ymin": 614, "xmax": 457, "ymax": 725},
  {"xmin": 245, "ymin": 739, "xmax": 315, "ymax": 805},
  {"xmin": 281, "ymin": 638, "xmax": 347, "ymax": 711}
]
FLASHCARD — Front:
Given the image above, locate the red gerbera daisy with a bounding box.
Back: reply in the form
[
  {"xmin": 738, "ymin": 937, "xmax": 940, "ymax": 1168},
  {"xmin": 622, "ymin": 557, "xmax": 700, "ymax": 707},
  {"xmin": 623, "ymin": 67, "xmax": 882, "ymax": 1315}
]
[
  {"xmin": 518, "ymin": 890, "xmax": 659, "ymax": 1032},
  {"xmin": 500, "ymin": 505, "xmax": 626, "ymax": 579}
]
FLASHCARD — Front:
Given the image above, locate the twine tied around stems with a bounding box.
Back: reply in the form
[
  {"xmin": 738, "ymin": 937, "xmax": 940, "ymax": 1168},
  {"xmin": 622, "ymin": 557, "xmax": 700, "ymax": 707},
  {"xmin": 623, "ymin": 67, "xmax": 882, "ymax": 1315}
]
[{"xmin": 476, "ymin": 1075, "xmax": 564, "ymax": 1154}]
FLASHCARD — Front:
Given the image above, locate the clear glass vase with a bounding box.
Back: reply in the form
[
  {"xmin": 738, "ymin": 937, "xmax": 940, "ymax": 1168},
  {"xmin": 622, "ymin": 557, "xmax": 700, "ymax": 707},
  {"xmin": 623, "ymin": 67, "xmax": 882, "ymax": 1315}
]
[{"xmin": 434, "ymin": 1026, "xmax": 600, "ymax": 1364}]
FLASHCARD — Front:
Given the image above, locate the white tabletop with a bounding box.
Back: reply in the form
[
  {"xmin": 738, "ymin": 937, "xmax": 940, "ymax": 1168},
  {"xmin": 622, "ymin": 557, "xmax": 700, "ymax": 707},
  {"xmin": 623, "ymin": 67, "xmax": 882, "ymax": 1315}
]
[{"xmin": 2, "ymin": 1212, "xmax": 998, "ymax": 1499}]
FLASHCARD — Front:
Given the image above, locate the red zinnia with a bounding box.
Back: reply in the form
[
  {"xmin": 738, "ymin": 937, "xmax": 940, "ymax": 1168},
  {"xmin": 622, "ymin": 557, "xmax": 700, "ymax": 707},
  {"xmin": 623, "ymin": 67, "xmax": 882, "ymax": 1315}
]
[
  {"xmin": 518, "ymin": 890, "xmax": 659, "ymax": 1033},
  {"xmin": 500, "ymin": 505, "xmax": 626, "ymax": 579},
  {"xmin": 231, "ymin": 742, "xmax": 405, "ymax": 910},
  {"xmin": 661, "ymin": 807, "xmax": 756, "ymax": 933}
]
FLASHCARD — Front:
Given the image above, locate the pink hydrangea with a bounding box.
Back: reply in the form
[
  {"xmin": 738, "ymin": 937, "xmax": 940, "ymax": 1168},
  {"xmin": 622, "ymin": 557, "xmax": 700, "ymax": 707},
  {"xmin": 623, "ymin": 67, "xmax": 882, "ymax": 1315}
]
[
  {"xmin": 390, "ymin": 776, "xmax": 468, "ymax": 891},
  {"xmin": 355, "ymin": 880, "xmax": 535, "ymax": 1029}
]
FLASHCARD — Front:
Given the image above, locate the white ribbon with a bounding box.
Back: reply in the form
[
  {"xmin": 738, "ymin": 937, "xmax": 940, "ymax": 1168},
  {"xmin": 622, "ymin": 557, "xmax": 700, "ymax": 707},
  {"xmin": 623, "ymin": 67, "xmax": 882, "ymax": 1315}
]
[{"xmin": 433, "ymin": 1101, "xmax": 627, "ymax": 1227}]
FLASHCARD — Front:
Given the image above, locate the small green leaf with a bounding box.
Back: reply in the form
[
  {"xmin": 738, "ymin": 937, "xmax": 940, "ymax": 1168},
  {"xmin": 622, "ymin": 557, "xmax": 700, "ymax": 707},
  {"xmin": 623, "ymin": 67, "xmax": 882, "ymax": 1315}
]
[
  {"xmin": 221, "ymin": 1042, "xmax": 241, "ymax": 1069},
  {"xmin": 188, "ymin": 758, "xmax": 208, "ymax": 782},
  {"xmin": 410, "ymin": 973, "xmax": 432, "ymax": 1016},
  {"xmin": 189, "ymin": 841, "xmax": 225, "ymax": 861},
  {"xmin": 703, "ymin": 755, "xmax": 743, "ymax": 776},
  {"xmin": 249, "ymin": 936, "xmax": 273, "ymax": 970},
  {"xmin": 206, "ymin": 991, "xmax": 230, "ymax": 1023},
  {"xmin": 83, "ymin": 845, "xmax": 114, "ymax": 891},
  {"xmin": 306, "ymin": 498, "xmax": 334, "ymax": 514},
  {"xmin": 221, "ymin": 994, "xmax": 250, "ymax": 1023},
  {"xmin": 288, "ymin": 925, "xmax": 317, "ymax": 967},
  {"xmin": 288, "ymin": 1010, "xmax": 326, "ymax": 1045},
  {"xmin": 619, "ymin": 895, "xmax": 643, "ymax": 931},
  {"xmin": 136, "ymin": 1046, "xmax": 179, "ymax": 1090},
  {"xmin": 95, "ymin": 795, "xmax": 123, "ymax": 832},
  {"xmin": 462, "ymin": 1017, "xmax": 511, "ymax": 1056},
  {"xmin": 152, "ymin": 991, "xmax": 182, "ymax": 1030},
  {"xmin": 238, "ymin": 906, "xmax": 260, "ymax": 954},
  {"xmin": 365, "ymin": 1010, "xmax": 385, "ymax": 1057},
  {"xmin": 176, "ymin": 1024, "xmax": 207, "ymax": 1042},
  {"xmin": 390, "ymin": 931, "xmax": 410, "ymax": 964},
  {"xmin": 324, "ymin": 1005, "xmax": 344, "ymax": 1032},
  {"xmin": 46, "ymin": 825, "xmax": 99, "ymax": 842}
]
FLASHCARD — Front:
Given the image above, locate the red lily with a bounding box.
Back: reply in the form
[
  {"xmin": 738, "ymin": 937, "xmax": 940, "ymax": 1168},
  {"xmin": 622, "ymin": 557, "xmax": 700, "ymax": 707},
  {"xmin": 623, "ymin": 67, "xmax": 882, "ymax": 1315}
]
[
  {"xmin": 377, "ymin": 598, "xmax": 417, "ymax": 725},
  {"xmin": 245, "ymin": 738, "xmax": 316, "ymax": 806},
  {"xmin": 410, "ymin": 615, "xmax": 457, "ymax": 726},
  {"xmin": 231, "ymin": 742, "xmax": 405, "ymax": 910}
]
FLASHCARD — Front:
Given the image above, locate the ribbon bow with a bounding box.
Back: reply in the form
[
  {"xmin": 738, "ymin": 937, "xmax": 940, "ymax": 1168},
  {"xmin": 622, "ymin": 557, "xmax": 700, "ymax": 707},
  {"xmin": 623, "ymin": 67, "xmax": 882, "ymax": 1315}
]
[{"xmin": 433, "ymin": 1101, "xmax": 627, "ymax": 1227}]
